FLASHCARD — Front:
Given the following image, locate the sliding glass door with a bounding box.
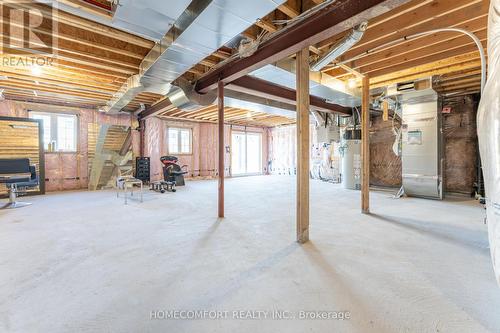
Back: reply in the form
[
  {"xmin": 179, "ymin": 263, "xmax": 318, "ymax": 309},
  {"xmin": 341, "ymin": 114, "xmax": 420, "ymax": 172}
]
[{"xmin": 231, "ymin": 131, "xmax": 262, "ymax": 176}]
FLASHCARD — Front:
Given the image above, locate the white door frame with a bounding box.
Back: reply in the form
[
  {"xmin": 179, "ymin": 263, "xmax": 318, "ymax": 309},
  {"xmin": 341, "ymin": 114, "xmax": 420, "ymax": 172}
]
[{"xmin": 231, "ymin": 130, "xmax": 262, "ymax": 176}]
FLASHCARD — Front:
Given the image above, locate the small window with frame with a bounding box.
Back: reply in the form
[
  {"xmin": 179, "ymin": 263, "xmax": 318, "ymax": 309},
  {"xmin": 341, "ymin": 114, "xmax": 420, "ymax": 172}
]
[
  {"xmin": 167, "ymin": 127, "xmax": 192, "ymax": 155},
  {"xmin": 29, "ymin": 111, "xmax": 78, "ymax": 152}
]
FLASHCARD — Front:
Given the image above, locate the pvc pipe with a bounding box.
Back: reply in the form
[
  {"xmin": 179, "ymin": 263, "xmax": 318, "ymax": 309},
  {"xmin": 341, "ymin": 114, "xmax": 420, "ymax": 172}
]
[
  {"xmin": 335, "ymin": 28, "xmax": 487, "ymax": 93},
  {"xmin": 410, "ymin": 28, "xmax": 486, "ymax": 93}
]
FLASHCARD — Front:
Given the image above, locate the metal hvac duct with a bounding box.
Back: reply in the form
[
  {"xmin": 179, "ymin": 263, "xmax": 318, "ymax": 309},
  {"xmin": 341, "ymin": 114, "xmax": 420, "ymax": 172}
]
[
  {"xmin": 249, "ymin": 61, "xmax": 361, "ymax": 107},
  {"xmin": 224, "ymin": 90, "xmax": 298, "ymax": 118},
  {"xmin": 167, "ymin": 78, "xmax": 216, "ymax": 111},
  {"xmin": 101, "ymin": 0, "xmax": 286, "ymax": 113},
  {"xmin": 216, "ymin": 59, "xmax": 359, "ymax": 119},
  {"xmin": 37, "ymin": 0, "xmax": 193, "ymax": 41},
  {"xmin": 310, "ymin": 22, "xmax": 368, "ymax": 72}
]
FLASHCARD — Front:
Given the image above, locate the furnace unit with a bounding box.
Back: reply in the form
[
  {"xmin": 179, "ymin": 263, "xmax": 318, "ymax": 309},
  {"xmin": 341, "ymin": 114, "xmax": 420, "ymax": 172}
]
[{"xmin": 389, "ymin": 78, "xmax": 443, "ymax": 199}]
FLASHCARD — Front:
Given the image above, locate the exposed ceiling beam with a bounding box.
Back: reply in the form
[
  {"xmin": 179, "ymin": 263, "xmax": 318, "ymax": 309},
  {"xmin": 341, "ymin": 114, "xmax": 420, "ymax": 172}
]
[
  {"xmin": 195, "ymin": 0, "xmax": 412, "ymax": 93},
  {"xmin": 227, "ymin": 76, "xmax": 353, "ymax": 115},
  {"xmin": 139, "ymin": 98, "xmax": 173, "ymax": 119}
]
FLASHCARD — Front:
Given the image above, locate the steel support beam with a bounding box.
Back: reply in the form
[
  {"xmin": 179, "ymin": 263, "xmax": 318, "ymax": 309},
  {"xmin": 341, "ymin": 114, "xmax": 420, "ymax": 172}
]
[
  {"xmin": 361, "ymin": 76, "xmax": 370, "ymax": 214},
  {"xmin": 195, "ymin": 0, "xmax": 411, "ymax": 93},
  {"xmin": 218, "ymin": 80, "xmax": 224, "ymax": 218},
  {"xmin": 138, "ymin": 98, "xmax": 172, "ymax": 119},
  {"xmin": 227, "ymin": 76, "xmax": 352, "ymax": 115}
]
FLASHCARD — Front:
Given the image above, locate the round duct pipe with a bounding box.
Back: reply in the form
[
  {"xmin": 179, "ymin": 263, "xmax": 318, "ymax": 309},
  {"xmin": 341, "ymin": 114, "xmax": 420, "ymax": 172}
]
[{"xmin": 168, "ymin": 78, "xmax": 217, "ymax": 111}]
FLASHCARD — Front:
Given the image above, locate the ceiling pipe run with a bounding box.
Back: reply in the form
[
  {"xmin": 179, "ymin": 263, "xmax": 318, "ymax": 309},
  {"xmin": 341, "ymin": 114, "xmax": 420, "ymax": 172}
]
[{"xmin": 310, "ymin": 21, "xmax": 368, "ymax": 72}]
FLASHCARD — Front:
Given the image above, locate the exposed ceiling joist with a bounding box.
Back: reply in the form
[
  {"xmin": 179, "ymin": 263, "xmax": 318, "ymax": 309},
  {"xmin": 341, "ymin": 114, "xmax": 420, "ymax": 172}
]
[{"xmin": 195, "ymin": 0, "xmax": 412, "ymax": 93}]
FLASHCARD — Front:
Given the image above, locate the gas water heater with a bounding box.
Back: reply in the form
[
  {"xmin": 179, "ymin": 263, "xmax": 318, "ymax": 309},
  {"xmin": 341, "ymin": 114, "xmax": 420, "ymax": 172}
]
[{"xmin": 341, "ymin": 129, "xmax": 361, "ymax": 190}]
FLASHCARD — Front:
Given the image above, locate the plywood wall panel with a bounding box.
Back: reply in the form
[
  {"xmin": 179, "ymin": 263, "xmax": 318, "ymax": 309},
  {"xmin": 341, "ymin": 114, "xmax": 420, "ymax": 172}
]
[{"xmin": 0, "ymin": 118, "xmax": 41, "ymax": 193}]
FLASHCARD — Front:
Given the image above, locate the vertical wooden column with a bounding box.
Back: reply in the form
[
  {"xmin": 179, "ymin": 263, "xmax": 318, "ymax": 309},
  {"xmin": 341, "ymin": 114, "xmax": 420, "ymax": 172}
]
[
  {"xmin": 361, "ymin": 76, "xmax": 370, "ymax": 214},
  {"xmin": 296, "ymin": 47, "xmax": 310, "ymax": 243},
  {"xmin": 218, "ymin": 80, "xmax": 224, "ymax": 218}
]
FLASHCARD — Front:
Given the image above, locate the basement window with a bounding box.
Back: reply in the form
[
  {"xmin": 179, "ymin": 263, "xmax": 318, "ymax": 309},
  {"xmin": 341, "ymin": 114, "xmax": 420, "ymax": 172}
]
[
  {"xmin": 29, "ymin": 112, "xmax": 78, "ymax": 152},
  {"xmin": 168, "ymin": 127, "xmax": 192, "ymax": 155}
]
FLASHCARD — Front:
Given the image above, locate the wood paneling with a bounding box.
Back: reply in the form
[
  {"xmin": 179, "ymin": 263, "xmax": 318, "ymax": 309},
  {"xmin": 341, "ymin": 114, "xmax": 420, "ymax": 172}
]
[{"xmin": 0, "ymin": 118, "xmax": 41, "ymax": 193}]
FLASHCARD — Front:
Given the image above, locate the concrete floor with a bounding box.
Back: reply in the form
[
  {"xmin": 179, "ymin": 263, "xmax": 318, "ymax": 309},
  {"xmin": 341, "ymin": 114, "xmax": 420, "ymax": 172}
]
[{"xmin": 0, "ymin": 175, "xmax": 499, "ymax": 333}]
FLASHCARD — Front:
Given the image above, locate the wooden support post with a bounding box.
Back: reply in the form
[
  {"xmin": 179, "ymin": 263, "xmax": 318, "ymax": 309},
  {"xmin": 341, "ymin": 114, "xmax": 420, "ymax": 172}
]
[
  {"xmin": 361, "ymin": 76, "xmax": 370, "ymax": 214},
  {"xmin": 296, "ymin": 47, "xmax": 310, "ymax": 243},
  {"xmin": 218, "ymin": 80, "xmax": 224, "ymax": 218}
]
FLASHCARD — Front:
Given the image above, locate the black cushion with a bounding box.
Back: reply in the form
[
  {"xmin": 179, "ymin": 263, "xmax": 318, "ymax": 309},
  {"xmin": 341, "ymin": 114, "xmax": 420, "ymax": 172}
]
[
  {"xmin": 0, "ymin": 159, "xmax": 38, "ymax": 188},
  {"xmin": 11, "ymin": 180, "xmax": 38, "ymax": 187},
  {"xmin": 4, "ymin": 177, "xmax": 31, "ymax": 185}
]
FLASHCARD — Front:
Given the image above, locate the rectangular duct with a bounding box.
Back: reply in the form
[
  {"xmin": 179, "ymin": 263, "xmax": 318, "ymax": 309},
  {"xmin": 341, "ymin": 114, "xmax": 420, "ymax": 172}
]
[{"xmin": 104, "ymin": 0, "xmax": 286, "ymax": 113}]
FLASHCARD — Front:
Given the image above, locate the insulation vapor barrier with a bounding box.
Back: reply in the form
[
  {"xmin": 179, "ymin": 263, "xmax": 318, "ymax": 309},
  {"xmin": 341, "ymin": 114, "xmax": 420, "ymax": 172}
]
[
  {"xmin": 268, "ymin": 125, "xmax": 297, "ymax": 175},
  {"xmin": 478, "ymin": 0, "xmax": 500, "ymax": 286},
  {"xmin": 268, "ymin": 124, "xmax": 318, "ymax": 176},
  {"xmin": 0, "ymin": 100, "xmax": 133, "ymax": 191}
]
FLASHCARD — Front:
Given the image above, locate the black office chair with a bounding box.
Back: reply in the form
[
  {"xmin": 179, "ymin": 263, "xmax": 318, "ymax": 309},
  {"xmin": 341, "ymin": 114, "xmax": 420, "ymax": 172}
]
[{"xmin": 0, "ymin": 159, "xmax": 39, "ymax": 209}]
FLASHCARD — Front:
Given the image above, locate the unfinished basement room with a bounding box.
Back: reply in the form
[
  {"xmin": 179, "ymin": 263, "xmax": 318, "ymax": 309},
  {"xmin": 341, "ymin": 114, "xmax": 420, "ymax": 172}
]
[{"xmin": 1, "ymin": 0, "xmax": 500, "ymax": 332}]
